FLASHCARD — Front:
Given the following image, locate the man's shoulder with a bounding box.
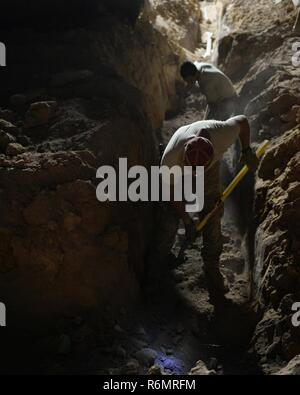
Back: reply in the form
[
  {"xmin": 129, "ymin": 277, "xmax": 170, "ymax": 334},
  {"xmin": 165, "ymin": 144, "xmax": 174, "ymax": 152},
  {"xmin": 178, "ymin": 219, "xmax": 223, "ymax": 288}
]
[
  {"xmin": 192, "ymin": 119, "xmax": 223, "ymax": 130},
  {"xmin": 224, "ymin": 115, "xmax": 245, "ymax": 129}
]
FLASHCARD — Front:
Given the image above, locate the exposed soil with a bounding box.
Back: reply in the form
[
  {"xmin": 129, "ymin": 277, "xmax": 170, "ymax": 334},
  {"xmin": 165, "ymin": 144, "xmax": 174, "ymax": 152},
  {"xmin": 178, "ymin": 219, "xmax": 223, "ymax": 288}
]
[{"xmin": 1, "ymin": 0, "xmax": 299, "ymax": 376}]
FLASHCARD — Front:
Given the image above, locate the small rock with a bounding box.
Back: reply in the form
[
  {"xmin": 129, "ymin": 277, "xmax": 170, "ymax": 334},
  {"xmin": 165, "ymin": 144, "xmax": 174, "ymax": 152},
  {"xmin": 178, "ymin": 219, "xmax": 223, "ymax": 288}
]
[
  {"xmin": 0, "ymin": 130, "xmax": 15, "ymax": 151},
  {"xmin": 24, "ymin": 101, "xmax": 57, "ymax": 128},
  {"xmin": 166, "ymin": 348, "xmax": 173, "ymax": 356},
  {"xmin": 274, "ymin": 168, "xmax": 281, "ymax": 177},
  {"xmin": 189, "ymin": 359, "xmax": 216, "ymax": 375},
  {"xmin": 0, "ymin": 119, "xmax": 18, "ymax": 136},
  {"xmin": 121, "ymin": 359, "xmax": 139, "ymax": 375},
  {"xmin": 114, "ymin": 324, "xmax": 124, "ymax": 333},
  {"xmin": 6, "ymin": 142, "xmax": 25, "ymax": 156},
  {"xmin": 135, "ymin": 348, "xmax": 157, "ymax": 367},
  {"xmin": 14, "ymin": 159, "xmax": 25, "ymax": 168},
  {"xmin": 148, "ymin": 365, "xmax": 162, "ymax": 375}
]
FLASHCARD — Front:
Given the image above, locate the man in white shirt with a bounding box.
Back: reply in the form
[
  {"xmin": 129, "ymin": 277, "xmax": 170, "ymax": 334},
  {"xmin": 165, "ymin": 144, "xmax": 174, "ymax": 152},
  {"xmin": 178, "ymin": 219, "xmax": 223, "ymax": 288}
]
[
  {"xmin": 180, "ymin": 61, "xmax": 238, "ymax": 120},
  {"xmin": 158, "ymin": 115, "xmax": 258, "ymax": 294}
]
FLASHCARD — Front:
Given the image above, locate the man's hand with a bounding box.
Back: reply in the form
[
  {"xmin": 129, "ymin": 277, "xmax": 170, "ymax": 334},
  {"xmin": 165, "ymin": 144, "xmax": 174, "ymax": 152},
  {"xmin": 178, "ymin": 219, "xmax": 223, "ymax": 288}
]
[
  {"xmin": 185, "ymin": 220, "xmax": 197, "ymax": 243},
  {"xmin": 240, "ymin": 147, "xmax": 259, "ymax": 172}
]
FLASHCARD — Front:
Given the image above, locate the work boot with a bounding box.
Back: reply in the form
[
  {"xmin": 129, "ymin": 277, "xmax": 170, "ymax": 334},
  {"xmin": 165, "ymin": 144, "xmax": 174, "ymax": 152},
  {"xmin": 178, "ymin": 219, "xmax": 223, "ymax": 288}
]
[{"xmin": 204, "ymin": 267, "xmax": 229, "ymax": 295}]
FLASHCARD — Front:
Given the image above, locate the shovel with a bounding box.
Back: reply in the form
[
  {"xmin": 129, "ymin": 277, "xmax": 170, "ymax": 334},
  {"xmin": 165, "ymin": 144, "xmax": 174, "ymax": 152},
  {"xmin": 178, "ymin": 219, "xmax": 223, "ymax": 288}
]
[{"xmin": 176, "ymin": 140, "xmax": 270, "ymax": 263}]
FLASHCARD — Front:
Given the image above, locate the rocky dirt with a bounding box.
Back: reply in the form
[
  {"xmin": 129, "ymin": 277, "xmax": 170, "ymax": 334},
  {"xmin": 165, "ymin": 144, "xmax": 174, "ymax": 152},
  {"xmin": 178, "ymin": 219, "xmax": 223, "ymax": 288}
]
[
  {"xmin": 216, "ymin": 0, "xmax": 300, "ymax": 374},
  {"xmin": 0, "ymin": 0, "xmax": 187, "ymax": 329}
]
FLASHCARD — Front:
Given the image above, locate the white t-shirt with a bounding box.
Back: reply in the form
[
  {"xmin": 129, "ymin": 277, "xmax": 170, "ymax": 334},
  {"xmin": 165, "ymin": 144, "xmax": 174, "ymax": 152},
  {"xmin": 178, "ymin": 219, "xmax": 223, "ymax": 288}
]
[
  {"xmin": 161, "ymin": 117, "xmax": 241, "ymax": 184},
  {"xmin": 194, "ymin": 62, "xmax": 236, "ymax": 104}
]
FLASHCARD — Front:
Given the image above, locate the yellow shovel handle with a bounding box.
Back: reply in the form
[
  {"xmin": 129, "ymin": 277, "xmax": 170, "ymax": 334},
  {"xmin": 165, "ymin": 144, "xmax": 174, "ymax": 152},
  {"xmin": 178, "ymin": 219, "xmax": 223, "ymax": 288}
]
[{"xmin": 196, "ymin": 140, "xmax": 270, "ymax": 233}]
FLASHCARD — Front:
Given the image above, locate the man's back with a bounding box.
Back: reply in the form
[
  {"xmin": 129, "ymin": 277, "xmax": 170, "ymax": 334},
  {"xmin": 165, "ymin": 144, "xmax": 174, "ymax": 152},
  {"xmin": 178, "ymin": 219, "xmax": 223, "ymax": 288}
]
[
  {"xmin": 161, "ymin": 117, "xmax": 241, "ymax": 173},
  {"xmin": 194, "ymin": 62, "xmax": 236, "ymax": 103}
]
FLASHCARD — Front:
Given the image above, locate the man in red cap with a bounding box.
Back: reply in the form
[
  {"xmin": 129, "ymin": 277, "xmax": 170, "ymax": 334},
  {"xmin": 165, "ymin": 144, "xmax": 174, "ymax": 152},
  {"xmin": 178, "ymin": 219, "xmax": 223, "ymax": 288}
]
[{"xmin": 157, "ymin": 115, "xmax": 258, "ymax": 294}]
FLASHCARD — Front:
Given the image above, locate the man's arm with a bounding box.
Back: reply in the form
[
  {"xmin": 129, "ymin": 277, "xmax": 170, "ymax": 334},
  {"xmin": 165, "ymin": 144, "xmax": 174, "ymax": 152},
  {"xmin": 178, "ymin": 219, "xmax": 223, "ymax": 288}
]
[
  {"xmin": 170, "ymin": 187, "xmax": 197, "ymax": 242},
  {"xmin": 235, "ymin": 115, "xmax": 259, "ymax": 171},
  {"xmin": 235, "ymin": 115, "xmax": 251, "ymax": 150}
]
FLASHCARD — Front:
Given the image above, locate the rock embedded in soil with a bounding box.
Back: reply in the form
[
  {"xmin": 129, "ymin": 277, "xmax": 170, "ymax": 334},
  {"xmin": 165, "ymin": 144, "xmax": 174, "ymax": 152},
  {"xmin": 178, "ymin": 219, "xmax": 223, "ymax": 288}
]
[
  {"xmin": 148, "ymin": 365, "xmax": 163, "ymax": 375},
  {"xmin": 0, "ymin": 119, "xmax": 18, "ymax": 136},
  {"xmin": 189, "ymin": 359, "xmax": 216, "ymax": 375},
  {"xmin": 24, "ymin": 101, "xmax": 57, "ymax": 129},
  {"xmin": 6, "ymin": 142, "xmax": 25, "ymax": 156},
  {"xmin": 0, "ymin": 130, "xmax": 16, "ymax": 151}
]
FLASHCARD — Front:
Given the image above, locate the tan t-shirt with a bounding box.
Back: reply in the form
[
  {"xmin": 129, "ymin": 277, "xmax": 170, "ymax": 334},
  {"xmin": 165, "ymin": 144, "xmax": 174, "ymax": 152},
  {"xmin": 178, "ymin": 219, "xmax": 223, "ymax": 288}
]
[
  {"xmin": 161, "ymin": 117, "xmax": 241, "ymax": 184},
  {"xmin": 194, "ymin": 62, "xmax": 236, "ymax": 104}
]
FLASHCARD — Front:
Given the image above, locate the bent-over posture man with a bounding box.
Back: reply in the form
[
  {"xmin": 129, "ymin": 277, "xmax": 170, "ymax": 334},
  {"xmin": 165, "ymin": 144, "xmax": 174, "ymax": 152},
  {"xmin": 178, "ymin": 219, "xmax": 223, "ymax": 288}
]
[
  {"xmin": 180, "ymin": 61, "xmax": 238, "ymax": 120},
  {"xmin": 158, "ymin": 115, "xmax": 258, "ymax": 294}
]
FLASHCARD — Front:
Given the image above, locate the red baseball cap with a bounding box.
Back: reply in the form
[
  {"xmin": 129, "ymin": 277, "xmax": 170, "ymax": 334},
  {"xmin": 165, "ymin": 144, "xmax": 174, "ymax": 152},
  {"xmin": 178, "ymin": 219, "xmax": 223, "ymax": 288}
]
[{"xmin": 184, "ymin": 136, "xmax": 214, "ymax": 166}]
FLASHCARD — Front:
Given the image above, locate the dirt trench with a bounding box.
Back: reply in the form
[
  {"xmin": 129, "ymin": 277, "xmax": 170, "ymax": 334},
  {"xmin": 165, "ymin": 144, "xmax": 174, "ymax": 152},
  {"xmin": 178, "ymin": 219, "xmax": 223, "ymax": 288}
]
[
  {"xmin": 121, "ymin": 89, "xmax": 262, "ymax": 376},
  {"xmin": 28, "ymin": 2, "xmax": 262, "ymax": 375},
  {"xmin": 66, "ymin": 91, "xmax": 262, "ymax": 376}
]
